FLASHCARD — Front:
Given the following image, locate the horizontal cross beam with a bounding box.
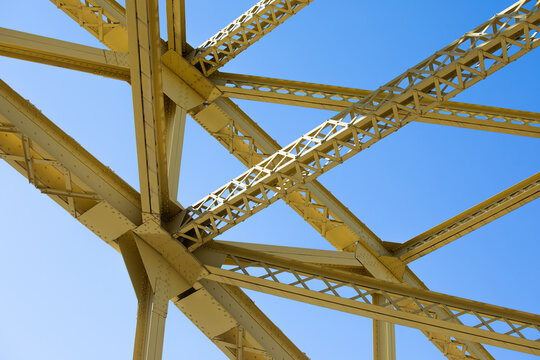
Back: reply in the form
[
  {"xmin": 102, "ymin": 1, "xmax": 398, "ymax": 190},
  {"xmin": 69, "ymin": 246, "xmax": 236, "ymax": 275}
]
[
  {"xmin": 0, "ymin": 27, "xmax": 130, "ymax": 81},
  {"xmin": 211, "ymin": 72, "xmax": 540, "ymax": 138},
  {"xmin": 201, "ymin": 242, "xmax": 540, "ymax": 356}
]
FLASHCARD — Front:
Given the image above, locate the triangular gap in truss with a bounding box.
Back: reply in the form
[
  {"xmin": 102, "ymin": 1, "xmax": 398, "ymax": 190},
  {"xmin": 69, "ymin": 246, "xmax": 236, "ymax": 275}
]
[
  {"xmin": 233, "ymin": 98, "xmax": 337, "ymax": 147},
  {"xmin": 409, "ymin": 200, "xmax": 540, "ymax": 311},
  {"xmin": 318, "ymin": 121, "xmax": 540, "ymax": 244},
  {"xmin": 219, "ymin": 199, "xmax": 339, "ymax": 251},
  {"xmin": 178, "ymin": 114, "xmax": 247, "ymax": 206},
  {"xmin": 242, "ymin": 288, "xmax": 375, "ymax": 359},
  {"xmin": 0, "ymin": 57, "xmax": 140, "ymax": 192}
]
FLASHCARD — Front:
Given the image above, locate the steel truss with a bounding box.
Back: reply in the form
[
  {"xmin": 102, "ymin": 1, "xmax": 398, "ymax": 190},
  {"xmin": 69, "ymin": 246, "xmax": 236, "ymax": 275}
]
[{"xmin": 0, "ymin": 0, "xmax": 538, "ymax": 359}]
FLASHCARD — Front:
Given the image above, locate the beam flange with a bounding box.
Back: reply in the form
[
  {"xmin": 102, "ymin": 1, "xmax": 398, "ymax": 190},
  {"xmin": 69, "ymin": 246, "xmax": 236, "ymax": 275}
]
[
  {"xmin": 211, "ymin": 71, "xmax": 369, "ymax": 111},
  {"xmin": 163, "ymin": 0, "xmax": 187, "ymax": 201},
  {"xmin": 166, "ymin": 0, "xmax": 186, "ymax": 54},
  {"xmin": 165, "ymin": 102, "xmax": 186, "ymax": 200}
]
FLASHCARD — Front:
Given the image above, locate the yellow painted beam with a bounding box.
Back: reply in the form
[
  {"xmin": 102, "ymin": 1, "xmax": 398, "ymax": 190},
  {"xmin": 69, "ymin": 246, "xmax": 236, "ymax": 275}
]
[
  {"xmin": 212, "ymin": 72, "xmax": 540, "ymax": 138},
  {"xmin": 171, "ymin": 6, "xmax": 540, "ymax": 246},
  {"xmin": 166, "ymin": 0, "xmax": 186, "ymax": 54},
  {"xmin": 373, "ymin": 294, "xmax": 396, "ymax": 360},
  {"xmin": 0, "ymin": 75, "xmax": 305, "ymax": 359},
  {"xmin": 395, "ymin": 172, "xmax": 540, "ymax": 263},
  {"xmin": 39, "ymin": 1, "xmax": 540, "ymax": 358},
  {"xmin": 0, "ymin": 27, "xmax": 130, "ymax": 81},
  {"xmin": 188, "ymin": 0, "xmax": 314, "ymax": 76},
  {"xmin": 203, "ymin": 243, "xmax": 540, "ymax": 356},
  {"xmin": 0, "ymin": 78, "xmax": 141, "ymax": 243},
  {"xmin": 126, "ymin": 0, "xmax": 169, "ymax": 222},
  {"xmin": 50, "ymin": 0, "xmax": 129, "ymax": 51}
]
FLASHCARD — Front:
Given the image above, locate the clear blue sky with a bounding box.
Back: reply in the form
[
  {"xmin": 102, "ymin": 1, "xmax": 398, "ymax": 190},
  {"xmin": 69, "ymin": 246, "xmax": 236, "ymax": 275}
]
[{"xmin": 0, "ymin": 1, "xmax": 539, "ymax": 359}]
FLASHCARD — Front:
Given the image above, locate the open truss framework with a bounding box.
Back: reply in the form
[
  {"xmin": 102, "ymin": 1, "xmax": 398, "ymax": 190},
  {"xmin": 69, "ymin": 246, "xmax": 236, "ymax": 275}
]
[{"xmin": 1, "ymin": 1, "xmax": 539, "ymax": 359}]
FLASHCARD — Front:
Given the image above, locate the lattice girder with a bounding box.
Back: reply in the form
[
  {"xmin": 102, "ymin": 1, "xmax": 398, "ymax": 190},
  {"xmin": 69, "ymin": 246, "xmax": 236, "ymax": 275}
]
[
  {"xmin": 201, "ymin": 242, "xmax": 540, "ymax": 356},
  {"xmin": 1, "ymin": 0, "xmax": 538, "ymax": 359},
  {"xmin": 210, "ymin": 72, "xmax": 540, "ymax": 138},
  {"xmin": 171, "ymin": 2, "xmax": 540, "ymax": 246}
]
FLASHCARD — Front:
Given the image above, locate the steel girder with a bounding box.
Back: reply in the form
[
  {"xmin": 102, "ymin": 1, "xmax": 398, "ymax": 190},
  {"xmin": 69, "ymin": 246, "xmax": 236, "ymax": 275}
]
[
  {"xmin": 187, "ymin": 0, "xmax": 313, "ymax": 76},
  {"xmin": 200, "ymin": 242, "xmax": 540, "ymax": 356},
  {"xmin": 0, "ymin": 0, "xmax": 538, "ymax": 359},
  {"xmin": 0, "ymin": 27, "xmax": 130, "ymax": 81},
  {"xmin": 0, "ymin": 78, "xmax": 306, "ymax": 360},
  {"xmin": 126, "ymin": 0, "xmax": 171, "ymax": 222},
  {"xmin": 394, "ymin": 172, "xmax": 540, "ymax": 263},
  {"xmin": 170, "ymin": 2, "xmax": 540, "ymax": 246},
  {"xmin": 3, "ymin": 19, "xmax": 534, "ymax": 266},
  {"xmin": 210, "ymin": 72, "xmax": 540, "ymax": 138},
  {"xmin": 29, "ymin": 0, "xmax": 540, "ymax": 358}
]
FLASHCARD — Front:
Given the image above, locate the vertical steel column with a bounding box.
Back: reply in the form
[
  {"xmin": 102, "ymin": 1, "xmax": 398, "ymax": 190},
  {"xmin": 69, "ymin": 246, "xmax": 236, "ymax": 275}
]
[
  {"xmin": 120, "ymin": 233, "xmax": 169, "ymax": 360},
  {"xmin": 132, "ymin": 279, "xmax": 168, "ymax": 360},
  {"xmin": 126, "ymin": 0, "xmax": 169, "ymax": 221},
  {"xmin": 372, "ymin": 294, "xmax": 396, "ymax": 360}
]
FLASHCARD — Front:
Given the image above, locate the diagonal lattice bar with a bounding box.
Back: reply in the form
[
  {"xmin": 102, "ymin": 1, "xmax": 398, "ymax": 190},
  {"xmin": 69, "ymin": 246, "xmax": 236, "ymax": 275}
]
[
  {"xmin": 202, "ymin": 242, "xmax": 540, "ymax": 356},
  {"xmin": 188, "ymin": 0, "xmax": 313, "ymax": 76},
  {"xmin": 172, "ymin": 1, "xmax": 540, "ymax": 246},
  {"xmin": 394, "ymin": 172, "xmax": 540, "ymax": 263},
  {"xmin": 211, "ymin": 72, "xmax": 540, "ymax": 138}
]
